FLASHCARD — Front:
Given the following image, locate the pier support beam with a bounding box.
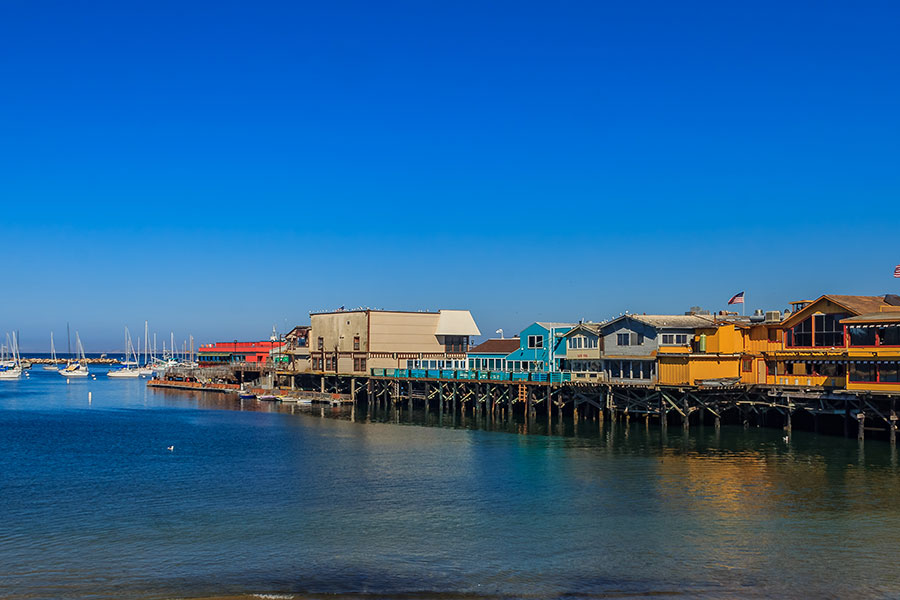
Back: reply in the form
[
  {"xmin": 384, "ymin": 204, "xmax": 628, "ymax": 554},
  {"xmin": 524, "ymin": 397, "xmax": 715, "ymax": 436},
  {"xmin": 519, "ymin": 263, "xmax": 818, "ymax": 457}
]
[{"xmin": 857, "ymin": 412, "xmax": 866, "ymax": 441}]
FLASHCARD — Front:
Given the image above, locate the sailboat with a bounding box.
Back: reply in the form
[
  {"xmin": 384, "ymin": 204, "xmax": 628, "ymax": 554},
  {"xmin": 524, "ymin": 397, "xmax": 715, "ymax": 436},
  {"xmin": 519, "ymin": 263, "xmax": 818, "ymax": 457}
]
[
  {"xmin": 137, "ymin": 321, "xmax": 154, "ymax": 376},
  {"xmin": 43, "ymin": 332, "xmax": 61, "ymax": 371},
  {"xmin": 108, "ymin": 327, "xmax": 140, "ymax": 378},
  {"xmin": 0, "ymin": 333, "xmax": 23, "ymax": 379},
  {"xmin": 59, "ymin": 331, "xmax": 89, "ymax": 378}
]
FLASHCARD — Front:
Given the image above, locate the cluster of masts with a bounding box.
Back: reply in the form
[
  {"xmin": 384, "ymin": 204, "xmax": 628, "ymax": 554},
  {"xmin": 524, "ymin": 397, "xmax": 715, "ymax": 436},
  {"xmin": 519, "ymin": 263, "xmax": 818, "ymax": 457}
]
[{"xmin": 0, "ymin": 321, "xmax": 199, "ymax": 381}]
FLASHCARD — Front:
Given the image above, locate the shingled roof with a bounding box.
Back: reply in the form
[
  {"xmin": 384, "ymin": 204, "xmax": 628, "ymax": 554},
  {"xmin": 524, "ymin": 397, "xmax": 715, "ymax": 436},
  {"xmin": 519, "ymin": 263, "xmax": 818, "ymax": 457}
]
[{"xmin": 469, "ymin": 338, "xmax": 521, "ymax": 354}]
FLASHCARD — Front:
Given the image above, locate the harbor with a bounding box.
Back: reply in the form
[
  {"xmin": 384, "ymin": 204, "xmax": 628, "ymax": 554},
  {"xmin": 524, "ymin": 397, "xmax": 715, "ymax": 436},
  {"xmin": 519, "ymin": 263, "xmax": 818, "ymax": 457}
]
[{"xmin": 144, "ymin": 293, "xmax": 900, "ymax": 443}]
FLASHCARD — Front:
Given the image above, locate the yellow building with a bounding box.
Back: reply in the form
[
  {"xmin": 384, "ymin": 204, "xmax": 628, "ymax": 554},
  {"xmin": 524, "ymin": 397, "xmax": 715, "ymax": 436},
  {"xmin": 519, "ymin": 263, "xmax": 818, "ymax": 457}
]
[
  {"xmin": 767, "ymin": 294, "xmax": 900, "ymax": 389},
  {"xmin": 842, "ymin": 312, "xmax": 900, "ymax": 393},
  {"xmin": 308, "ymin": 309, "xmax": 480, "ymax": 375}
]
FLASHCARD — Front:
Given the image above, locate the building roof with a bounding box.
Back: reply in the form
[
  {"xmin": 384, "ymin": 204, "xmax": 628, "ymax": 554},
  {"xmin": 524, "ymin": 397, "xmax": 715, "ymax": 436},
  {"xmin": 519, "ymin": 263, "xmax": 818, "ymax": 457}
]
[
  {"xmin": 563, "ymin": 323, "xmax": 603, "ymax": 336},
  {"xmin": 627, "ymin": 314, "xmax": 717, "ymax": 329},
  {"xmin": 469, "ymin": 338, "xmax": 521, "ymax": 354},
  {"xmin": 825, "ymin": 295, "xmax": 896, "ymax": 315},
  {"xmin": 783, "ymin": 294, "xmax": 900, "ymax": 327},
  {"xmin": 841, "ymin": 313, "xmax": 900, "ymax": 325},
  {"xmin": 535, "ymin": 322, "xmax": 577, "ymax": 331},
  {"xmin": 435, "ymin": 310, "xmax": 481, "ymax": 336}
]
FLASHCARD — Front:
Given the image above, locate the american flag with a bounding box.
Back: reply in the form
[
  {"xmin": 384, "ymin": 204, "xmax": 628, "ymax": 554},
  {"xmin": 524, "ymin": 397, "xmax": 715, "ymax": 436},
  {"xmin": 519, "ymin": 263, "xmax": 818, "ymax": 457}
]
[
  {"xmin": 895, "ymin": 265, "xmax": 900, "ymax": 278},
  {"xmin": 728, "ymin": 291, "xmax": 745, "ymax": 305}
]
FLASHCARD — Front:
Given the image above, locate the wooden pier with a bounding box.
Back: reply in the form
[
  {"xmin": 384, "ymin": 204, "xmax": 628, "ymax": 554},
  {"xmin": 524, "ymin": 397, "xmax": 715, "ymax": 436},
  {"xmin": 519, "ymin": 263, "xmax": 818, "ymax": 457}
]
[{"xmin": 149, "ymin": 365, "xmax": 900, "ymax": 443}]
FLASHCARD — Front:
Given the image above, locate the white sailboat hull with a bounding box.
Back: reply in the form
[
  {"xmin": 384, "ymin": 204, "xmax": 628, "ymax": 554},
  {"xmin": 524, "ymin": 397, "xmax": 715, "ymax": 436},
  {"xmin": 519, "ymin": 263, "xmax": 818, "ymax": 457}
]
[
  {"xmin": 108, "ymin": 369, "xmax": 140, "ymax": 378},
  {"xmin": 0, "ymin": 368, "xmax": 22, "ymax": 379}
]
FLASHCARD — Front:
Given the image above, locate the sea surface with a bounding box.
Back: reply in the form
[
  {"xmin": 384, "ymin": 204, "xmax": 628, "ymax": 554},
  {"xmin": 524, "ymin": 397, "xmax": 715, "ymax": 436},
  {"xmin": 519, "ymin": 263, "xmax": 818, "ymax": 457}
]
[{"xmin": 2, "ymin": 369, "xmax": 900, "ymax": 600}]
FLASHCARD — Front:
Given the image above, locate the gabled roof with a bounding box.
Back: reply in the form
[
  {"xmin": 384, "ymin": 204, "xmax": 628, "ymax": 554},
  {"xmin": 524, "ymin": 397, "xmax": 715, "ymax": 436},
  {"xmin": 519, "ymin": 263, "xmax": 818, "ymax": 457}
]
[
  {"xmin": 562, "ymin": 323, "xmax": 603, "ymax": 336},
  {"xmin": 783, "ymin": 294, "xmax": 899, "ymax": 327},
  {"xmin": 469, "ymin": 338, "xmax": 521, "ymax": 354},
  {"xmin": 606, "ymin": 314, "xmax": 717, "ymax": 330}
]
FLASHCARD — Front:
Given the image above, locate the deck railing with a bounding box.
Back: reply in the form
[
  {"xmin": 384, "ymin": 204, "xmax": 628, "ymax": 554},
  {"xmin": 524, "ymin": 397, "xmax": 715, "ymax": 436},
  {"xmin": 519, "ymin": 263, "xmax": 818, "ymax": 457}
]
[{"xmin": 370, "ymin": 368, "xmax": 571, "ymax": 383}]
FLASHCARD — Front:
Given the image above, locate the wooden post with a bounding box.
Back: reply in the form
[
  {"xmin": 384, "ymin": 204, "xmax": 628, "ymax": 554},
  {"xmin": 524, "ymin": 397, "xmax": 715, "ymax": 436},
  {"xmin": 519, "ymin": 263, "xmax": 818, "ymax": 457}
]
[
  {"xmin": 682, "ymin": 398, "xmax": 689, "ymax": 430},
  {"xmin": 350, "ymin": 377, "xmax": 356, "ymax": 404},
  {"xmin": 784, "ymin": 410, "xmax": 791, "ymax": 433},
  {"xmin": 857, "ymin": 411, "xmax": 865, "ymax": 441},
  {"xmin": 891, "ymin": 409, "xmax": 897, "ymax": 446}
]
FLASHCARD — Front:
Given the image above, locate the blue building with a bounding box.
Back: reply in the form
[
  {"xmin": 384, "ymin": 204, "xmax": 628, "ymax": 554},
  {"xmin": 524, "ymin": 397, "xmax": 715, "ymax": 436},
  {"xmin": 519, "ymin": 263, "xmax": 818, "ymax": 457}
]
[{"xmin": 503, "ymin": 322, "xmax": 575, "ymax": 372}]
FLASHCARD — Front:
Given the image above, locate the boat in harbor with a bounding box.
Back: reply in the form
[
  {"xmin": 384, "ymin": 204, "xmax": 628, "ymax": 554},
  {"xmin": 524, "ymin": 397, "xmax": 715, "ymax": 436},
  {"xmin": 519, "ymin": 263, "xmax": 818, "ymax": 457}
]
[
  {"xmin": 108, "ymin": 327, "xmax": 140, "ymax": 378},
  {"xmin": 59, "ymin": 332, "xmax": 89, "ymax": 378},
  {"xmin": 0, "ymin": 333, "xmax": 23, "ymax": 380},
  {"xmin": 43, "ymin": 332, "xmax": 61, "ymax": 371}
]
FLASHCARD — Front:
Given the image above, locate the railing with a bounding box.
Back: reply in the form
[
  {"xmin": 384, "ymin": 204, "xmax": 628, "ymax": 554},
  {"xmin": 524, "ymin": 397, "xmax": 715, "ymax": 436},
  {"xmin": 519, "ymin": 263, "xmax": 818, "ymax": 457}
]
[{"xmin": 370, "ymin": 368, "xmax": 572, "ymax": 382}]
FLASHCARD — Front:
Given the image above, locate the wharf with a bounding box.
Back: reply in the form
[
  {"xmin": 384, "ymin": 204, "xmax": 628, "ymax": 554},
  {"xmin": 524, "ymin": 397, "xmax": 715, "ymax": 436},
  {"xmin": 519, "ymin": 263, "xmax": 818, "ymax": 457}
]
[{"xmin": 148, "ymin": 367, "xmax": 900, "ymax": 443}]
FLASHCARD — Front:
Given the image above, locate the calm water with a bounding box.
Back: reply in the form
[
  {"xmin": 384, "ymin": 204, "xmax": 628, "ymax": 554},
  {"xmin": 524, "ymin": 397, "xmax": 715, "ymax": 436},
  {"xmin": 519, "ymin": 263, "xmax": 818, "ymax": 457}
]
[{"xmin": 2, "ymin": 369, "xmax": 900, "ymax": 600}]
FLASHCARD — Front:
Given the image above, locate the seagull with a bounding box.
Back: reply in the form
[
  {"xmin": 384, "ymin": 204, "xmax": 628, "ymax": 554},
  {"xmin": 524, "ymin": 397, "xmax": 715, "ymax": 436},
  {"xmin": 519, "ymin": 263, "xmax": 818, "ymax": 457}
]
[{"xmin": 166, "ymin": 445, "xmax": 174, "ymax": 451}]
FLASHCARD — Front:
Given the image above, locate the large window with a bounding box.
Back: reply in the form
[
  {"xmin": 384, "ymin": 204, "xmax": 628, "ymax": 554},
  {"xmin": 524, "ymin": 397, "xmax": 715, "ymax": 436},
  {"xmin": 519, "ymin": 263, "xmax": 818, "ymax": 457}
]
[
  {"xmin": 527, "ymin": 335, "xmax": 543, "ymax": 349},
  {"xmin": 849, "ymin": 327, "xmax": 876, "ymax": 346},
  {"xmin": 616, "ymin": 333, "xmax": 630, "ymax": 346},
  {"xmin": 814, "ymin": 314, "xmax": 845, "ymax": 347},
  {"xmin": 880, "ymin": 326, "xmax": 900, "ymax": 346},
  {"xmin": 849, "ymin": 362, "xmax": 876, "ymax": 382},
  {"xmin": 788, "ymin": 318, "xmax": 812, "ymax": 347},
  {"xmin": 661, "ymin": 333, "xmax": 688, "ymax": 345},
  {"xmin": 881, "ymin": 363, "xmax": 900, "ymax": 382},
  {"xmin": 444, "ymin": 336, "xmax": 468, "ymax": 353}
]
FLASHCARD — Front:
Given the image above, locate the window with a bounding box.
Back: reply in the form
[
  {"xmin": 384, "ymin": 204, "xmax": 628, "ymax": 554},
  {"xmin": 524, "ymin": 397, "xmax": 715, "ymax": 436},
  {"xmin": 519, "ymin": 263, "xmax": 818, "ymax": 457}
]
[
  {"xmin": 528, "ymin": 335, "xmax": 543, "ymax": 349},
  {"xmin": 880, "ymin": 363, "xmax": 899, "ymax": 383},
  {"xmin": 675, "ymin": 334, "xmax": 688, "ymax": 345},
  {"xmin": 661, "ymin": 334, "xmax": 674, "ymax": 345},
  {"xmin": 353, "ymin": 358, "xmax": 366, "ymax": 372},
  {"xmin": 353, "ymin": 336, "xmax": 360, "ymax": 351},
  {"xmin": 742, "ymin": 358, "xmax": 753, "ymax": 372},
  {"xmin": 609, "ymin": 360, "xmax": 621, "ymax": 378},
  {"xmin": 325, "ymin": 356, "xmax": 334, "ymax": 370},
  {"xmin": 849, "ymin": 362, "xmax": 876, "ymax": 382},
  {"xmin": 879, "ymin": 326, "xmax": 900, "ymax": 346},
  {"xmin": 767, "ymin": 328, "xmax": 780, "ymax": 343},
  {"xmin": 407, "ymin": 360, "xmax": 414, "ymax": 369},
  {"xmin": 814, "ymin": 314, "xmax": 845, "ymax": 347},
  {"xmin": 444, "ymin": 336, "xmax": 468, "ymax": 353},
  {"xmin": 617, "ymin": 333, "xmax": 630, "ymax": 346},
  {"xmin": 849, "ymin": 327, "xmax": 876, "ymax": 346},
  {"xmin": 788, "ymin": 317, "xmax": 813, "ymax": 347},
  {"xmin": 317, "ymin": 337, "xmax": 324, "ymax": 350}
]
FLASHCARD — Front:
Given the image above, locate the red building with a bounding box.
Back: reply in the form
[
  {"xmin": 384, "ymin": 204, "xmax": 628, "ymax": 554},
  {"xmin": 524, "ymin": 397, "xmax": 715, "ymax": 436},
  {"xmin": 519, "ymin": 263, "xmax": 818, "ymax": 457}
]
[{"xmin": 197, "ymin": 340, "xmax": 285, "ymax": 366}]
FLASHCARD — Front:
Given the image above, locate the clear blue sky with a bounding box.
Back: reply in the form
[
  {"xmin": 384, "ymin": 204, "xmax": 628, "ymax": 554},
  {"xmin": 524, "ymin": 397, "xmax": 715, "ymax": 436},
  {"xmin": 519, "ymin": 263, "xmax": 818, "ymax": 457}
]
[{"xmin": 2, "ymin": 0, "xmax": 899, "ymax": 352}]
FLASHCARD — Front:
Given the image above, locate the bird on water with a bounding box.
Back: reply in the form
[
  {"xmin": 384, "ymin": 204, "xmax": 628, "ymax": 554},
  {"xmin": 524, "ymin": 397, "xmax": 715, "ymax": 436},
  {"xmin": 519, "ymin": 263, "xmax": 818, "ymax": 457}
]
[{"xmin": 167, "ymin": 446, "xmax": 174, "ymax": 451}]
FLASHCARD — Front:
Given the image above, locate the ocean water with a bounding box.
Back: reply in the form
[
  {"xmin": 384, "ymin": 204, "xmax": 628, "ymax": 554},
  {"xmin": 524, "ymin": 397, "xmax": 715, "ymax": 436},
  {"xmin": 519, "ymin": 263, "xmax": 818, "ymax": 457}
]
[{"xmin": 2, "ymin": 368, "xmax": 900, "ymax": 600}]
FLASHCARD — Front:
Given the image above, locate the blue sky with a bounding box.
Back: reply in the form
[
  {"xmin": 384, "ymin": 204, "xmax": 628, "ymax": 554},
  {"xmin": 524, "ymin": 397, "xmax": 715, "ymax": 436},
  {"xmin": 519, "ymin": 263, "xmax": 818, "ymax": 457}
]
[{"xmin": 2, "ymin": 0, "xmax": 899, "ymax": 352}]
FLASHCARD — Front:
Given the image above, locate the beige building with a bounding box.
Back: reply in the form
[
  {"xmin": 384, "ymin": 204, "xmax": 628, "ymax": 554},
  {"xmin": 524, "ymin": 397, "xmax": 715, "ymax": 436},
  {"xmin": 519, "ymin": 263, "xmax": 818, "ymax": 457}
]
[
  {"xmin": 308, "ymin": 309, "xmax": 481, "ymax": 375},
  {"xmin": 561, "ymin": 323, "xmax": 604, "ymax": 380}
]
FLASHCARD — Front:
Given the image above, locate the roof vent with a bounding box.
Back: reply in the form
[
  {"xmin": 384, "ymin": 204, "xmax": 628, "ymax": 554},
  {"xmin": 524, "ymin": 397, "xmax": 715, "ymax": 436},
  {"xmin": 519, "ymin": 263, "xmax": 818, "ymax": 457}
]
[{"xmin": 764, "ymin": 310, "xmax": 782, "ymax": 323}]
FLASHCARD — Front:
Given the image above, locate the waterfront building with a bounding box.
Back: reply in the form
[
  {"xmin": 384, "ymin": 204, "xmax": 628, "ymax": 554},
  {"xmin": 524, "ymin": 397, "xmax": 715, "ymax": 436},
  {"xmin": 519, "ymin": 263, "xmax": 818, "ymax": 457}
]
[
  {"xmin": 308, "ymin": 309, "xmax": 480, "ymax": 375},
  {"xmin": 282, "ymin": 325, "xmax": 311, "ymax": 372},
  {"xmin": 502, "ymin": 322, "xmax": 574, "ymax": 373},
  {"xmin": 197, "ymin": 340, "xmax": 285, "ymax": 366},
  {"xmin": 769, "ymin": 294, "xmax": 900, "ymax": 388},
  {"xmin": 560, "ymin": 323, "xmax": 604, "ymax": 380},
  {"xmin": 468, "ymin": 338, "xmax": 520, "ymax": 371},
  {"xmin": 842, "ymin": 311, "xmax": 900, "ymax": 393},
  {"xmin": 599, "ymin": 314, "xmax": 724, "ymax": 385}
]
